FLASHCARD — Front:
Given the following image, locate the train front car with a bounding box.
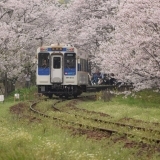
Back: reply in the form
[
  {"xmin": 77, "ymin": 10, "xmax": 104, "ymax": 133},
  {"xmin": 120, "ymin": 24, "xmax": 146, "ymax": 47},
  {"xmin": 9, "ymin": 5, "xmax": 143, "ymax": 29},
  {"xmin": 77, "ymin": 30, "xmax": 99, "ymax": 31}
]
[{"xmin": 36, "ymin": 44, "xmax": 88, "ymax": 98}]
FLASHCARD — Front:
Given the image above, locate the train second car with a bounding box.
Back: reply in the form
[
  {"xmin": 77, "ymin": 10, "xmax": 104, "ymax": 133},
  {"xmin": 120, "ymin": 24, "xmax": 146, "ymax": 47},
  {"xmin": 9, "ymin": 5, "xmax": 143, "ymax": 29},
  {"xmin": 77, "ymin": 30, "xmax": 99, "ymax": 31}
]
[{"xmin": 36, "ymin": 44, "xmax": 89, "ymax": 98}]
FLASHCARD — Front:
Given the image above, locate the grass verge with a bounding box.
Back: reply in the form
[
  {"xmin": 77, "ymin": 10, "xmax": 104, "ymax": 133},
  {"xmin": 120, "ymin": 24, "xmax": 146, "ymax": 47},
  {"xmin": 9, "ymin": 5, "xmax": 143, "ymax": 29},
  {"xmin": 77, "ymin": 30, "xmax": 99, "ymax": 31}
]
[{"xmin": 0, "ymin": 88, "xmax": 159, "ymax": 160}]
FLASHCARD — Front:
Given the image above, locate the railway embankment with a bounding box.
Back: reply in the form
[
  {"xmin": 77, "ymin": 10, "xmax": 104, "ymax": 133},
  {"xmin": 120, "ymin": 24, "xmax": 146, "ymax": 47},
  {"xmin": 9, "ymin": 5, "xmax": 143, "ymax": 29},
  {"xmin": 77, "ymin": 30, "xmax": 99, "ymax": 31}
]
[{"xmin": 0, "ymin": 88, "xmax": 160, "ymax": 159}]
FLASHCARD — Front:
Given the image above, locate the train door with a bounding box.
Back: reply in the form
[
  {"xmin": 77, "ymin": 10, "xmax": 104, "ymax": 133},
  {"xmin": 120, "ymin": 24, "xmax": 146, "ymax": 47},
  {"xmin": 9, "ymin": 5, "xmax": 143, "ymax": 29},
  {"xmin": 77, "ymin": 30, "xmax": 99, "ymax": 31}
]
[{"xmin": 50, "ymin": 55, "xmax": 63, "ymax": 83}]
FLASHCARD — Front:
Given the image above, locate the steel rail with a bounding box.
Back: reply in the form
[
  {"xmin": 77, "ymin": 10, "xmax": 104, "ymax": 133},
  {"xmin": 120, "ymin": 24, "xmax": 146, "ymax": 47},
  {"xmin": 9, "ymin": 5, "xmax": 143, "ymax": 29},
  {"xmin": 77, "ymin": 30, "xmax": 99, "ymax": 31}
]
[{"xmin": 30, "ymin": 99, "xmax": 160, "ymax": 144}]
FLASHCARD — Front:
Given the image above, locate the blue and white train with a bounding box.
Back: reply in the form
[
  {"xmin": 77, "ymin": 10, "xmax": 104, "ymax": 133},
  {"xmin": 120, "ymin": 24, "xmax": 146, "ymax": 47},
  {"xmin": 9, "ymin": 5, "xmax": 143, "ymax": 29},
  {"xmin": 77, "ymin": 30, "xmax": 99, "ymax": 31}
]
[{"xmin": 36, "ymin": 43, "xmax": 89, "ymax": 98}]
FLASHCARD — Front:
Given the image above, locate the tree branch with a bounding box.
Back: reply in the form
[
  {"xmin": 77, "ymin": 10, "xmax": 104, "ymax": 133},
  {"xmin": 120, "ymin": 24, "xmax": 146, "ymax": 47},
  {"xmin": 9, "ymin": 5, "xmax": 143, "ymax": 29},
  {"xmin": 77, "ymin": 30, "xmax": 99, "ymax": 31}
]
[{"xmin": 142, "ymin": 47, "xmax": 160, "ymax": 69}]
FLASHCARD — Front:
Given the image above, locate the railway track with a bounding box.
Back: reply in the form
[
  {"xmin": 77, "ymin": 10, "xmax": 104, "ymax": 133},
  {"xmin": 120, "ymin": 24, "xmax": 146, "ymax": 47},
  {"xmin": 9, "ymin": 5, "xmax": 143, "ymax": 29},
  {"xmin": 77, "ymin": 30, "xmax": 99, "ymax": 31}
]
[{"xmin": 30, "ymin": 96, "xmax": 160, "ymax": 145}]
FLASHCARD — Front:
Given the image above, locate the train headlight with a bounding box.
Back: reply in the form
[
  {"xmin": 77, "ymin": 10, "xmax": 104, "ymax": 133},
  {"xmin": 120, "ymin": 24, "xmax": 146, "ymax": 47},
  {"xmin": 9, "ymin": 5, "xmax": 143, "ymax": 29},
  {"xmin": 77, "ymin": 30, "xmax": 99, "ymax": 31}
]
[{"xmin": 66, "ymin": 48, "xmax": 74, "ymax": 52}]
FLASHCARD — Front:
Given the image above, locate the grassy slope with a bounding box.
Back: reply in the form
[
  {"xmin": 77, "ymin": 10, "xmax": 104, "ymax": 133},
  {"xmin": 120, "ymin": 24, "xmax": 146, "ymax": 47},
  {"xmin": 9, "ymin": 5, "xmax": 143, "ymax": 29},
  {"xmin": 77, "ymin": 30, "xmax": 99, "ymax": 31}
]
[
  {"xmin": 79, "ymin": 90, "xmax": 160, "ymax": 122},
  {"xmin": 0, "ymin": 88, "xmax": 159, "ymax": 160}
]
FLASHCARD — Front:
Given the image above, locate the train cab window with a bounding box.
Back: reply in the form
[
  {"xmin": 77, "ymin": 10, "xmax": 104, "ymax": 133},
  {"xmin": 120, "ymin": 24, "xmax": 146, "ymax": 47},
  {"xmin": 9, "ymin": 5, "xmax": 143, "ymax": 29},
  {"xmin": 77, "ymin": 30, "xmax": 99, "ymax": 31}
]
[
  {"xmin": 53, "ymin": 57, "xmax": 61, "ymax": 69},
  {"xmin": 38, "ymin": 53, "xmax": 49, "ymax": 68},
  {"xmin": 64, "ymin": 53, "xmax": 76, "ymax": 68}
]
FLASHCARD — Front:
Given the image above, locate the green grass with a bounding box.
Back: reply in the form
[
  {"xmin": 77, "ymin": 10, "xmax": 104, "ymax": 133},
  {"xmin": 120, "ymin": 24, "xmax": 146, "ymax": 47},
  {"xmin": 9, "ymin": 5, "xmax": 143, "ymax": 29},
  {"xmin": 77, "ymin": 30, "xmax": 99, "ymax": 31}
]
[
  {"xmin": 0, "ymin": 86, "xmax": 37, "ymax": 102},
  {"xmin": 0, "ymin": 108, "xmax": 130, "ymax": 160},
  {"xmin": 78, "ymin": 90, "xmax": 160, "ymax": 122},
  {"xmin": 0, "ymin": 88, "xmax": 160, "ymax": 160},
  {"xmin": 114, "ymin": 89, "xmax": 160, "ymax": 108}
]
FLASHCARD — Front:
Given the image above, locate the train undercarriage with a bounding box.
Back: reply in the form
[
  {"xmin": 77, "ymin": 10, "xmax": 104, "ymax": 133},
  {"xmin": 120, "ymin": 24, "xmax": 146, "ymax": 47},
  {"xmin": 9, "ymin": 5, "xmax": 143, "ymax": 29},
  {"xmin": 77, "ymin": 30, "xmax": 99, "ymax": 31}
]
[{"xmin": 38, "ymin": 84, "xmax": 87, "ymax": 98}]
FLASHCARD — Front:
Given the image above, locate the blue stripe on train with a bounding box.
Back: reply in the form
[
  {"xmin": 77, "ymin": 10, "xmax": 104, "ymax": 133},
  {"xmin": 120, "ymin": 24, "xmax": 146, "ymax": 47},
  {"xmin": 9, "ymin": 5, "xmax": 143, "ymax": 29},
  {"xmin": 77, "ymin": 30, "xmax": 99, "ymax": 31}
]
[
  {"xmin": 64, "ymin": 68, "xmax": 76, "ymax": 75},
  {"xmin": 38, "ymin": 68, "xmax": 50, "ymax": 75}
]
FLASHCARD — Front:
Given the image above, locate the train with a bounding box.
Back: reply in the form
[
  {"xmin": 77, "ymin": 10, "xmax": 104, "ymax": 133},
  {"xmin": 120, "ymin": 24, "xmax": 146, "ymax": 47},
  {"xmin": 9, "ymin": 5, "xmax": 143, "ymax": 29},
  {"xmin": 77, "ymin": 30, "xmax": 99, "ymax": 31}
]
[{"xmin": 36, "ymin": 43, "xmax": 89, "ymax": 98}]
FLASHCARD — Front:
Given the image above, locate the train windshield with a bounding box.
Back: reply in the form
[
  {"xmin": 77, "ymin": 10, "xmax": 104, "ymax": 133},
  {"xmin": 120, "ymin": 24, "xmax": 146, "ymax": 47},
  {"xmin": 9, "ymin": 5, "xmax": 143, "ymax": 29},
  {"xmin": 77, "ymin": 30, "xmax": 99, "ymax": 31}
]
[
  {"xmin": 64, "ymin": 53, "xmax": 76, "ymax": 68},
  {"xmin": 38, "ymin": 53, "xmax": 49, "ymax": 68}
]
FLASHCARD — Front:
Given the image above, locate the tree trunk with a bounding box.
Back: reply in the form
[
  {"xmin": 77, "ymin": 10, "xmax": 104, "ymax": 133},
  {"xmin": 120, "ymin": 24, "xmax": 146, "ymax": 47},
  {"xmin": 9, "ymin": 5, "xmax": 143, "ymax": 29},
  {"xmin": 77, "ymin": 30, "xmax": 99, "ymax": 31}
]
[{"xmin": 4, "ymin": 72, "xmax": 8, "ymax": 97}]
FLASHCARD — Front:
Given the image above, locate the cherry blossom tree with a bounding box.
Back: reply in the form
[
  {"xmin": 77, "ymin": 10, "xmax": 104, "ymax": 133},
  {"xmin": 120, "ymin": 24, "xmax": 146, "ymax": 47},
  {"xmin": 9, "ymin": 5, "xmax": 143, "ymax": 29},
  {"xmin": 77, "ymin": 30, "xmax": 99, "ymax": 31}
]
[
  {"xmin": 55, "ymin": 0, "xmax": 118, "ymax": 53},
  {"xmin": 57, "ymin": 0, "xmax": 160, "ymax": 90},
  {"xmin": 0, "ymin": 0, "xmax": 159, "ymax": 93},
  {"xmin": 97, "ymin": 0, "xmax": 160, "ymax": 90},
  {"xmin": 0, "ymin": 0, "xmax": 61, "ymax": 95},
  {"xmin": 52, "ymin": 0, "xmax": 120, "ymax": 77}
]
